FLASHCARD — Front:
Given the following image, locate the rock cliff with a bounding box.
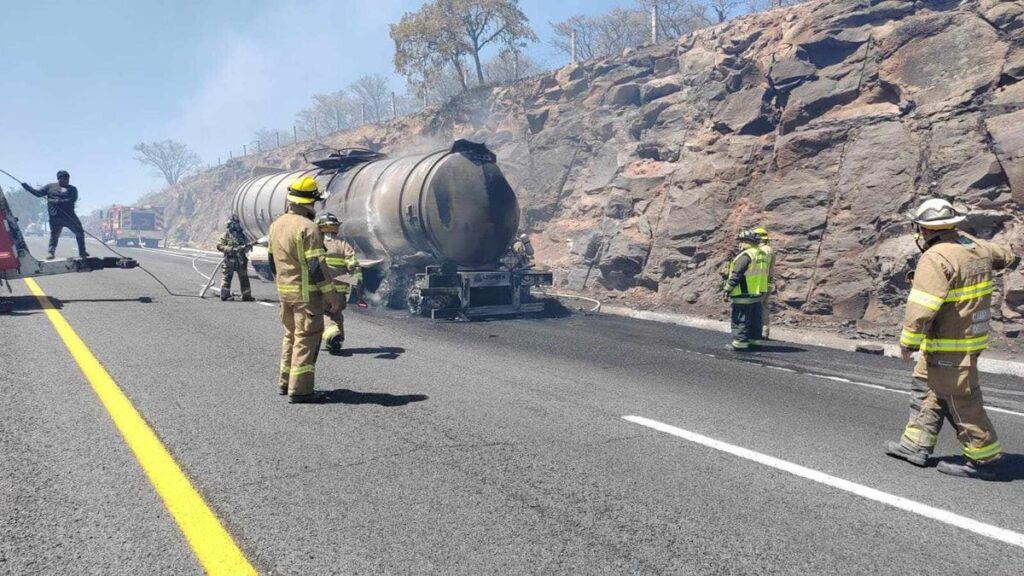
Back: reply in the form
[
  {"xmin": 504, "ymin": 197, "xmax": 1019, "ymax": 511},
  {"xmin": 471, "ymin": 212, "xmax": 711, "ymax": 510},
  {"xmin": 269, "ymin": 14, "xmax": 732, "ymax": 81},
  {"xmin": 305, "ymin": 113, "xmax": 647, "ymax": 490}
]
[{"xmin": 146, "ymin": 0, "xmax": 1024, "ymax": 346}]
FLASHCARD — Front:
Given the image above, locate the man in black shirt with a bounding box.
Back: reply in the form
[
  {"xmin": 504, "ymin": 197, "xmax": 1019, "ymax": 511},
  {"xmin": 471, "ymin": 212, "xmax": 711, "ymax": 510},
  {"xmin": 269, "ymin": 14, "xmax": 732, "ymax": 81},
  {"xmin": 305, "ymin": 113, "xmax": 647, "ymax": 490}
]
[{"xmin": 22, "ymin": 170, "xmax": 88, "ymax": 259}]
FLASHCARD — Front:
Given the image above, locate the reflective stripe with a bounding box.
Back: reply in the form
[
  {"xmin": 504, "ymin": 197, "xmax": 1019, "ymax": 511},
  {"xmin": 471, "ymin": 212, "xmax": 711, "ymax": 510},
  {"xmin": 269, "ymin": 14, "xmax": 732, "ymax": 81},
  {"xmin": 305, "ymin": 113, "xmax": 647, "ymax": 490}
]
[
  {"xmin": 318, "ymin": 284, "xmax": 336, "ymax": 293},
  {"xmin": 900, "ymin": 329, "xmax": 925, "ymax": 347},
  {"xmin": 336, "ymin": 283, "xmax": 351, "ymax": 295},
  {"xmin": 944, "ymin": 280, "xmax": 993, "ymax": 302},
  {"xmin": 289, "ymin": 365, "xmax": 315, "ymax": 376},
  {"xmin": 305, "ymin": 248, "xmax": 327, "ymax": 259},
  {"xmin": 297, "ymin": 231, "xmax": 310, "ymax": 301},
  {"xmin": 963, "ymin": 440, "xmax": 1002, "ymax": 462},
  {"xmin": 902, "ymin": 425, "xmax": 937, "ymax": 448},
  {"xmin": 730, "ymin": 297, "xmax": 762, "ymax": 304},
  {"xmin": 907, "ymin": 288, "xmax": 943, "ymax": 311},
  {"xmin": 276, "ymin": 285, "xmax": 301, "ymax": 293},
  {"xmin": 922, "ymin": 334, "xmax": 989, "ymax": 353},
  {"xmin": 280, "ymin": 361, "xmax": 289, "ymax": 373},
  {"xmin": 731, "ymin": 340, "xmax": 749, "ymax": 349}
]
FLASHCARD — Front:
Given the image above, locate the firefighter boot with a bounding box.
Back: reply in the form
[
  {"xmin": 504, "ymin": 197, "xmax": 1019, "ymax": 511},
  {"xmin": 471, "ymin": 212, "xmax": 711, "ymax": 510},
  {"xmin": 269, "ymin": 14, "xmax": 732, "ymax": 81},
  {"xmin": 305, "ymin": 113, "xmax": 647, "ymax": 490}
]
[
  {"xmin": 936, "ymin": 456, "xmax": 1002, "ymax": 481},
  {"xmin": 885, "ymin": 441, "xmax": 930, "ymax": 467},
  {"xmin": 324, "ymin": 324, "xmax": 343, "ymax": 353}
]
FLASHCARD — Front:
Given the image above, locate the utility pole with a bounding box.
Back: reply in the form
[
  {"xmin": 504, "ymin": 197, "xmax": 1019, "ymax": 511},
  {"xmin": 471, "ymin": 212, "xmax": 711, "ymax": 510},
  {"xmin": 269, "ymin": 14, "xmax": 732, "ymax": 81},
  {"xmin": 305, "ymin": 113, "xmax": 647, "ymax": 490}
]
[
  {"xmin": 571, "ymin": 29, "xmax": 577, "ymax": 65},
  {"xmin": 361, "ymin": 102, "xmax": 366, "ymax": 125},
  {"xmin": 391, "ymin": 92, "xmax": 397, "ymax": 119},
  {"xmin": 651, "ymin": 5, "xmax": 658, "ymax": 44},
  {"xmin": 243, "ymin": 144, "xmax": 247, "ymax": 156},
  {"xmin": 276, "ymin": 131, "xmax": 281, "ymax": 148},
  {"xmin": 293, "ymin": 125, "xmax": 298, "ymax": 143},
  {"xmin": 313, "ymin": 118, "xmax": 318, "ymax": 140},
  {"xmin": 335, "ymin": 107, "xmax": 341, "ymax": 131}
]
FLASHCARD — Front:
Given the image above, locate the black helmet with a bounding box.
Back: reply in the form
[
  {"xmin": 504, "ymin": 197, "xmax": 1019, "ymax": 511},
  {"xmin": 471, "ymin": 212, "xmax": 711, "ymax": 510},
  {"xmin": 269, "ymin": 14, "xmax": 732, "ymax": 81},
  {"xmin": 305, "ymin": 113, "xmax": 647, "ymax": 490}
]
[
  {"xmin": 315, "ymin": 213, "xmax": 341, "ymax": 229},
  {"xmin": 737, "ymin": 229, "xmax": 760, "ymax": 244}
]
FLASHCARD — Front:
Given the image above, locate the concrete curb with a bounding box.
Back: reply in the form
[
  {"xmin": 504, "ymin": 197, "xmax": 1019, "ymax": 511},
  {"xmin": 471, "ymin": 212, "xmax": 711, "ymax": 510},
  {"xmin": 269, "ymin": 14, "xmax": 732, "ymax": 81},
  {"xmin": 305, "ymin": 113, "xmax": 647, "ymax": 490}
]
[{"xmin": 600, "ymin": 305, "xmax": 1024, "ymax": 379}]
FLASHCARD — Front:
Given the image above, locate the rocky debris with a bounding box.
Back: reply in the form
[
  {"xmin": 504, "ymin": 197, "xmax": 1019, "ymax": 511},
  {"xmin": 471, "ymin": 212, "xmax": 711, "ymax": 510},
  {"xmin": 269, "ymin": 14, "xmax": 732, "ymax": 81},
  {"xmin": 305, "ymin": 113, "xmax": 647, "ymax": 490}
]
[{"xmin": 150, "ymin": 0, "xmax": 1024, "ymax": 351}]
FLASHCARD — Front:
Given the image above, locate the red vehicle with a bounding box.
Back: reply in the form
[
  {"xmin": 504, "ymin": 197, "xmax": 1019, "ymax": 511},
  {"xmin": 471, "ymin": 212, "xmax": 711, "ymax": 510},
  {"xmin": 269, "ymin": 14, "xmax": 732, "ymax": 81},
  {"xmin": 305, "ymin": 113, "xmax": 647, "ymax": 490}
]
[{"xmin": 101, "ymin": 205, "xmax": 165, "ymax": 248}]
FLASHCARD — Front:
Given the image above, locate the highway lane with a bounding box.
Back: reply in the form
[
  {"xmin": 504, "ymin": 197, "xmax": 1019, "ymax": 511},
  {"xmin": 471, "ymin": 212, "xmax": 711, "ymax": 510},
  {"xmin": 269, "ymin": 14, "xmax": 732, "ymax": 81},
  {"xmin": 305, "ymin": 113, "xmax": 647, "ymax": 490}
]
[{"xmin": 3, "ymin": 237, "xmax": 1024, "ymax": 574}]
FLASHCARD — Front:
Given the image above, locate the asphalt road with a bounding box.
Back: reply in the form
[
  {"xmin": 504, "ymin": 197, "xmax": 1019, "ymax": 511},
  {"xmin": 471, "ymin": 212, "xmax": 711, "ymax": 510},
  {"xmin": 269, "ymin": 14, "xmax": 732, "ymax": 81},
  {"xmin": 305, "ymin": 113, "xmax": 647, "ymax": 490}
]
[{"xmin": 3, "ymin": 237, "xmax": 1024, "ymax": 575}]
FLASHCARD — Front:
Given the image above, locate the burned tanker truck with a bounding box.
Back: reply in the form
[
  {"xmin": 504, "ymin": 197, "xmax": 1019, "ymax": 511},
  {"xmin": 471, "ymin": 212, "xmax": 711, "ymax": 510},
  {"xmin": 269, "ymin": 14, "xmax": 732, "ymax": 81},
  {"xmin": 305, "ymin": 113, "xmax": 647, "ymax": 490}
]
[{"xmin": 231, "ymin": 140, "xmax": 553, "ymax": 318}]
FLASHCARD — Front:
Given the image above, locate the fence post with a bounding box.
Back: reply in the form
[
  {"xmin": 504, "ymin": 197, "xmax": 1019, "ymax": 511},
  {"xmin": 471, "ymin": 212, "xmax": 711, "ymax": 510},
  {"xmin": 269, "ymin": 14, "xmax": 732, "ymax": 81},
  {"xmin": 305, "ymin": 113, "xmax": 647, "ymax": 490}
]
[
  {"xmin": 257, "ymin": 140, "xmax": 261, "ymax": 153},
  {"xmin": 335, "ymin": 107, "xmax": 341, "ymax": 131},
  {"xmin": 651, "ymin": 5, "xmax": 658, "ymax": 44},
  {"xmin": 571, "ymin": 30, "xmax": 577, "ymax": 64},
  {"xmin": 277, "ymin": 131, "xmax": 281, "ymax": 148},
  {"xmin": 293, "ymin": 125, "xmax": 298, "ymax": 143},
  {"xmin": 391, "ymin": 92, "xmax": 397, "ymax": 119},
  {"xmin": 361, "ymin": 102, "xmax": 366, "ymax": 125},
  {"xmin": 313, "ymin": 118, "xmax": 318, "ymax": 140}
]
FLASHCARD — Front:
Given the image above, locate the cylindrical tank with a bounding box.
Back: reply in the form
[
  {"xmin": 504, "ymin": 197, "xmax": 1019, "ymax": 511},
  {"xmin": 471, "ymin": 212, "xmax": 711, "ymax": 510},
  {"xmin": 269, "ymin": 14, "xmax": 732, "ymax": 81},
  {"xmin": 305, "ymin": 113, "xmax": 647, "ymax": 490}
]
[{"xmin": 231, "ymin": 143, "xmax": 519, "ymax": 268}]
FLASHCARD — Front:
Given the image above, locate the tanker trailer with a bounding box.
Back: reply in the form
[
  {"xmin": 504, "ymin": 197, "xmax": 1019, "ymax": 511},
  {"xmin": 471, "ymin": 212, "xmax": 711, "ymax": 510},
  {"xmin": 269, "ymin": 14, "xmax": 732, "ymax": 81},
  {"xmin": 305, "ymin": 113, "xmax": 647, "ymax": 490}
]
[{"xmin": 231, "ymin": 140, "xmax": 553, "ymax": 318}]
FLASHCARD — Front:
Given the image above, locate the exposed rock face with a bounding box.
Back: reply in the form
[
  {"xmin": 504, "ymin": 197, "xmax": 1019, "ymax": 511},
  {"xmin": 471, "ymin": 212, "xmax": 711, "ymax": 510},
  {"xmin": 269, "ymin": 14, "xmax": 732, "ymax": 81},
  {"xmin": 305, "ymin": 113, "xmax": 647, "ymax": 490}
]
[{"xmin": 149, "ymin": 0, "xmax": 1024, "ymax": 347}]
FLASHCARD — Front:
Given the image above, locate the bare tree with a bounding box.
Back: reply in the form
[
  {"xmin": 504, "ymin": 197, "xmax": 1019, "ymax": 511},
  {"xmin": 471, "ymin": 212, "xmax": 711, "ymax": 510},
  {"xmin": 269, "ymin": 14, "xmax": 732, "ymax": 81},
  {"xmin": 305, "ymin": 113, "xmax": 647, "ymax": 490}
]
[
  {"xmin": 484, "ymin": 45, "xmax": 543, "ymax": 84},
  {"xmin": 350, "ymin": 74, "xmax": 392, "ymax": 124},
  {"xmin": 133, "ymin": 140, "xmax": 201, "ymax": 186},
  {"xmin": 636, "ymin": 0, "xmax": 706, "ymax": 39},
  {"xmin": 705, "ymin": 0, "xmax": 743, "ymax": 23},
  {"xmin": 551, "ymin": 9, "xmax": 648, "ymax": 61},
  {"xmin": 296, "ymin": 90, "xmax": 356, "ymax": 137},
  {"xmin": 448, "ymin": 0, "xmax": 537, "ymax": 85}
]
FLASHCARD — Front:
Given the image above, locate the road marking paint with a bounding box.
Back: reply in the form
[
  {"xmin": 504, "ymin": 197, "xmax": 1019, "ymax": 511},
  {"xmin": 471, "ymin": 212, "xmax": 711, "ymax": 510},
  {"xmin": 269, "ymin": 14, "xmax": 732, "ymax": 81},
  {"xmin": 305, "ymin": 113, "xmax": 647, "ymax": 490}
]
[
  {"xmin": 764, "ymin": 365, "xmax": 796, "ymax": 373},
  {"xmin": 623, "ymin": 415, "xmax": 1024, "ymax": 550},
  {"xmin": 808, "ymin": 373, "xmax": 901, "ymax": 393},
  {"xmin": 23, "ymin": 278, "xmax": 256, "ymax": 576},
  {"xmin": 258, "ymin": 302, "xmax": 275, "ymax": 308},
  {"xmin": 989, "ymin": 406, "xmax": 1024, "ymax": 417}
]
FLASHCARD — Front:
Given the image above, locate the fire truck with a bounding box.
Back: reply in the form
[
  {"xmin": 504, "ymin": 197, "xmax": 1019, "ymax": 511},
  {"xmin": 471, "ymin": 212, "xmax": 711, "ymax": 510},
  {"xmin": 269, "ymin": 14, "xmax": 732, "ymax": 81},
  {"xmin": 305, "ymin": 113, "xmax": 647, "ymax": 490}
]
[{"xmin": 101, "ymin": 205, "xmax": 165, "ymax": 248}]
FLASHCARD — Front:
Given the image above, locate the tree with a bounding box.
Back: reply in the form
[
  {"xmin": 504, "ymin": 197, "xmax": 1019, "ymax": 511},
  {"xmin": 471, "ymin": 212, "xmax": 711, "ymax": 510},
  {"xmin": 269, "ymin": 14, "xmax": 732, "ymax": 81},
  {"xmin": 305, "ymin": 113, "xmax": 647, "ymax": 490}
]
[
  {"xmin": 295, "ymin": 91, "xmax": 356, "ymax": 138},
  {"xmin": 392, "ymin": 0, "xmax": 536, "ymax": 92},
  {"xmin": 350, "ymin": 75, "xmax": 391, "ymax": 124},
  {"xmin": 3, "ymin": 187, "xmax": 45, "ymax": 226},
  {"xmin": 484, "ymin": 45, "xmax": 543, "ymax": 84},
  {"xmin": 252, "ymin": 128, "xmax": 290, "ymax": 151},
  {"xmin": 133, "ymin": 140, "xmax": 201, "ymax": 186},
  {"xmin": 449, "ymin": 0, "xmax": 537, "ymax": 85},
  {"xmin": 705, "ymin": 0, "xmax": 742, "ymax": 23},
  {"xmin": 637, "ymin": 1, "xmax": 706, "ymax": 40},
  {"xmin": 550, "ymin": 9, "xmax": 648, "ymax": 62}
]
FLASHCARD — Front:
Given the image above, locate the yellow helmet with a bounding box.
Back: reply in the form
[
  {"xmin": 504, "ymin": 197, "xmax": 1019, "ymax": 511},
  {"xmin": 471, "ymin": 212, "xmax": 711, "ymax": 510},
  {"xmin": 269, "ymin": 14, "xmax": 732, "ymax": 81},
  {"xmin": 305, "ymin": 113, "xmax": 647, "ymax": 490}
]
[
  {"xmin": 287, "ymin": 176, "xmax": 321, "ymax": 205},
  {"xmin": 753, "ymin": 226, "xmax": 769, "ymax": 242}
]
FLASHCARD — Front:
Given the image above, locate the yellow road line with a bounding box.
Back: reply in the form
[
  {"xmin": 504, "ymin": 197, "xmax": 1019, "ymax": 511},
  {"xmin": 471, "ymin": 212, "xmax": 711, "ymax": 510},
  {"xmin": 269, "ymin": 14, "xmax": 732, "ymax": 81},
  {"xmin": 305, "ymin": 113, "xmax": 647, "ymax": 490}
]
[{"xmin": 23, "ymin": 278, "xmax": 256, "ymax": 576}]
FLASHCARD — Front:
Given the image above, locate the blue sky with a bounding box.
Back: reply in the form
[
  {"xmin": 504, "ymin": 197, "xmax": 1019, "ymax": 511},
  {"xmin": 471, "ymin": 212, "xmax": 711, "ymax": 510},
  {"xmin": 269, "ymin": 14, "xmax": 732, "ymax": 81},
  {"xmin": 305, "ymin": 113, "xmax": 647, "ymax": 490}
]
[{"xmin": 1, "ymin": 0, "xmax": 623, "ymax": 212}]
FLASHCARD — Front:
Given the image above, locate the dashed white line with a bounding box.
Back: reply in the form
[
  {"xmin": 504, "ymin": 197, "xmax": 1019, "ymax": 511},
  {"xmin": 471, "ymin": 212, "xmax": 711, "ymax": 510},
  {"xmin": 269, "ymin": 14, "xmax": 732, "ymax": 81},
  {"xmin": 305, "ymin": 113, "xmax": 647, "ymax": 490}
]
[
  {"xmin": 764, "ymin": 365, "xmax": 796, "ymax": 373},
  {"xmin": 258, "ymin": 302, "xmax": 275, "ymax": 308},
  {"xmin": 988, "ymin": 406, "xmax": 1024, "ymax": 418},
  {"xmin": 623, "ymin": 415, "xmax": 1024, "ymax": 550}
]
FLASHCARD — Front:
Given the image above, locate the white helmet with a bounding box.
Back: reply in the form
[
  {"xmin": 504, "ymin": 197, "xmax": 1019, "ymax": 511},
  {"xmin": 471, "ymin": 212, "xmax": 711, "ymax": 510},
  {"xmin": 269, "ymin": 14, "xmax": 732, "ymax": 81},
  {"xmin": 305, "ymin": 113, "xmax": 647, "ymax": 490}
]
[{"xmin": 912, "ymin": 198, "xmax": 965, "ymax": 230}]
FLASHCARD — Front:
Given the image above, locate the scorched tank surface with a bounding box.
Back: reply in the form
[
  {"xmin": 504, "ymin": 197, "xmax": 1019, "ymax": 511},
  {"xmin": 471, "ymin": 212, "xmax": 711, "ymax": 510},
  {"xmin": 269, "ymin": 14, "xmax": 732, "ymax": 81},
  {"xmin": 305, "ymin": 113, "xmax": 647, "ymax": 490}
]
[{"xmin": 231, "ymin": 141, "xmax": 519, "ymax": 268}]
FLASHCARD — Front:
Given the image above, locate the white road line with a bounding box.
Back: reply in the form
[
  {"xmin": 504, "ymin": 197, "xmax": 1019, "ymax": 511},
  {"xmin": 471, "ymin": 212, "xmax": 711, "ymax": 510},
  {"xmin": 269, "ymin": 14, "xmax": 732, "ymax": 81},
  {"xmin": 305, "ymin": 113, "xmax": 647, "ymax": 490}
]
[
  {"xmin": 623, "ymin": 415, "xmax": 1024, "ymax": 550},
  {"xmin": 258, "ymin": 302, "xmax": 275, "ymax": 308},
  {"xmin": 764, "ymin": 365, "xmax": 796, "ymax": 373},
  {"xmin": 989, "ymin": 406, "xmax": 1024, "ymax": 417},
  {"xmin": 808, "ymin": 373, "xmax": 902, "ymax": 393}
]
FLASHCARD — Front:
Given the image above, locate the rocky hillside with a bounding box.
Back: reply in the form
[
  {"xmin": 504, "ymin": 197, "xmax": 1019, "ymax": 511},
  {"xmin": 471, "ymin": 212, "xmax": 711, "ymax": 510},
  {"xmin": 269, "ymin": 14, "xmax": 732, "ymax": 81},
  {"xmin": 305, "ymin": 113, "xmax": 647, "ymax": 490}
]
[{"xmin": 147, "ymin": 0, "xmax": 1024, "ymax": 346}]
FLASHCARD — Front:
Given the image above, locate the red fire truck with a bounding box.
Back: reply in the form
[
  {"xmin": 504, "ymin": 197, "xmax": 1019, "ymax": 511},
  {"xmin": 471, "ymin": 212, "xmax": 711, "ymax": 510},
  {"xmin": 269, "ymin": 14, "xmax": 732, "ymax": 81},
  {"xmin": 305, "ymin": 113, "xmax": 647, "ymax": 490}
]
[{"xmin": 101, "ymin": 205, "xmax": 165, "ymax": 248}]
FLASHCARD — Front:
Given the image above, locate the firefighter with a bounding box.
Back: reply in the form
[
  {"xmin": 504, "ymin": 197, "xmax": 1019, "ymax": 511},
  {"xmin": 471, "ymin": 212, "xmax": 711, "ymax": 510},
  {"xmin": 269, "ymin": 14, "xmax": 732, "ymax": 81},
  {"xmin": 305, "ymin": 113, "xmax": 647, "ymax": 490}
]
[
  {"xmin": 216, "ymin": 215, "xmax": 254, "ymax": 301},
  {"xmin": 268, "ymin": 177, "xmax": 341, "ymax": 404},
  {"xmin": 885, "ymin": 198, "xmax": 1019, "ymax": 480},
  {"xmin": 511, "ymin": 233, "xmax": 534, "ymax": 270},
  {"xmin": 753, "ymin": 226, "xmax": 776, "ymax": 342},
  {"xmin": 21, "ymin": 170, "xmax": 88, "ymax": 259},
  {"xmin": 315, "ymin": 212, "xmax": 361, "ymax": 353},
  {"xmin": 723, "ymin": 229, "xmax": 769, "ymax": 351}
]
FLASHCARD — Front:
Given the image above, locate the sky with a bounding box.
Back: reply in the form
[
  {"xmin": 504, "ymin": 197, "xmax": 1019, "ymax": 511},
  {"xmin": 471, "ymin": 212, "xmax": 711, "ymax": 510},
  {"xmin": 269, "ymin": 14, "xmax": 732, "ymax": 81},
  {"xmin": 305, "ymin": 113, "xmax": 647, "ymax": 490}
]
[{"xmin": 0, "ymin": 0, "xmax": 624, "ymax": 212}]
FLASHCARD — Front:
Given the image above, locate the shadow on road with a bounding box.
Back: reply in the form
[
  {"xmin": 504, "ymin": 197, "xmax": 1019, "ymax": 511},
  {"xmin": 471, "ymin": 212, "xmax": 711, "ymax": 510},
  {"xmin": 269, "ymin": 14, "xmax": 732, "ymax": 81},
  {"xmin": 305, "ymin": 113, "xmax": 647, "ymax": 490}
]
[
  {"xmin": 749, "ymin": 344, "xmax": 806, "ymax": 354},
  {"xmin": 2, "ymin": 295, "xmax": 155, "ymax": 315},
  {"xmin": 320, "ymin": 389, "xmax": 428, "ymax": 407},
  {"xmin": 932, "ymin": 453, "xmax": 1024, "ymax": 482},
  {"xmin": 334, "ymin": 347, "xmax": 405, "ymax": 359}
]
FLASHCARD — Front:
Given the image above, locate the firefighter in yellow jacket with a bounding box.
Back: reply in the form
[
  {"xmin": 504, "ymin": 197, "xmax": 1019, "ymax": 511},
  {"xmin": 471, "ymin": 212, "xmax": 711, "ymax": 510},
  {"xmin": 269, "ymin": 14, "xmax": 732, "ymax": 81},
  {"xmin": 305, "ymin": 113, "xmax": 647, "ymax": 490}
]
[
  {"xmin": 753, "ymin": 226, "xmax": 776, "ymax": 341},
  {"xmin": 886, "ymin": 199, "xmax": 1018, "ymax": 480},
  {"xmin": 723, "ymin": 229, "xmax": 770, "ymax": 350},
  {"xmin": 268, "ymin": 177, "xmax": 341, "ymax": 403},
  {"xmin": 315, "ymin": 212, "xmax": 361, "ymax": 353}
]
